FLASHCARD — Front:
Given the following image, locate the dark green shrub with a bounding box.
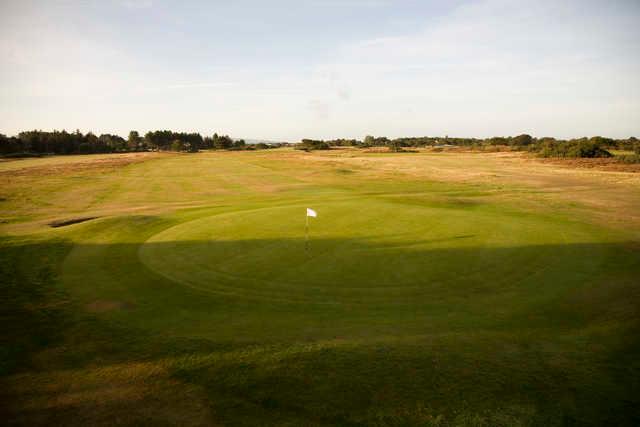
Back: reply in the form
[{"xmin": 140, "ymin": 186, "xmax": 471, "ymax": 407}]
[
  {"xmin": 296, "ymin": 139, "xmax": 330, "ymax": 151},
  {"xmin": 534, "ymin": 139, "xmax": 611, "ymax": 158},
  {"xmin": 566, "ymin": 141, "xmax": 612, "ymax": 158},
  {"xmin": 511, "ymin": 134, "xmax": 533, "ymax": 146},
  {"xmin": 617, "ymin": 154, "xmax": 640, "ymax": 164}
]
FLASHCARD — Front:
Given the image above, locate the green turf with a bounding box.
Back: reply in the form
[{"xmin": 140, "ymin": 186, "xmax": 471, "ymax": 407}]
[{"xmin": 1, "ymin": 150, "xmax": 639, "ymax": 426}]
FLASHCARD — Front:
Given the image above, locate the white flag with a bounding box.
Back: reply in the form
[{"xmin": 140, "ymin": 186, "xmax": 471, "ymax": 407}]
[{"xmin": 306, "ymin": 208, "xmax": 317, "ymax": 218}]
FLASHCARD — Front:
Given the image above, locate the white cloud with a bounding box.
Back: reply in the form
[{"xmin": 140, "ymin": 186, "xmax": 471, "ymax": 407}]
[
  {"xmin": 122, "ymin": 0, "xmax": 153, "ymax": 10},
  {"xmin": 308, "ymin": 99, "xmax": 330, "ymax": 120},
  {"xmin": 307, "ymin": 0, "xmax": 640, "ymax": 138},
  {"xmin": 165, "ymin": 82, "xmax": 235, "ymax": 90}
]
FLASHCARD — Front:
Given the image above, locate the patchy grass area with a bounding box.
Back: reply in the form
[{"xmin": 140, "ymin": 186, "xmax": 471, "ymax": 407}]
[
  {"xmin": 1, "ymin": 149, "xmax": 639, "ymax": 426},
  {"xmin": 538, "ymin": 156, "xmax": 640, "ymax": 172}
]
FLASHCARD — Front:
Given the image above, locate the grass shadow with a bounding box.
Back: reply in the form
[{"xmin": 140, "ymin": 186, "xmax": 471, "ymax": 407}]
[{"xmin": 1, "ymin": 237, "xmax": 639, "ymax": 426}]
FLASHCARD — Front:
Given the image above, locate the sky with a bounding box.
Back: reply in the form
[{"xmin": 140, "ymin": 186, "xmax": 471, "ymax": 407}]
[{"xmin": 1, "ymin": 0, "xmax": 639, "ymax": 141}]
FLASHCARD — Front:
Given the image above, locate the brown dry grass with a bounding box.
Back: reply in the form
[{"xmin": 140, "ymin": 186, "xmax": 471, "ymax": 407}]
[
  {"xmin": 0, "ymin": 152, "xmax": 167, "ymax": 177},
  {"xmin": 536, "ymin": 156, "xmax": 640, "ymax": 172},
  {"xmin": 2, "ymin": 148, "xmax": 638, "ymax": 234},
  {"xmin": 298, "ymin": 149, "xmax": 640, "ymax": 231}
]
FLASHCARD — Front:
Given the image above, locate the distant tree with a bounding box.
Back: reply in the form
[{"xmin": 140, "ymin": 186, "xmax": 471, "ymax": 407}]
[
  {"xmin": 85, "ymin": 132, "xmax": 99, "ymax": 153},
  {"xmin": 128, "ymin": 131, "xmax": 142, "ymax": 151},
  {"xmin": 325, "ymin": 138, "xmax": 361, "ymax": 147},
  {"xmin": 0, "ymin": 133, "xmax": 21, "ymax": 154},
  {"xmin": 363, "ymin": 135, "xmax": 375, "ymax": 147},
  {"xmin": 511, "ymin": 134, "xmax": 533, "ymax": 146},
  {"xmin": 141, "ymin": 130, "xmax": 201, "ymax": 151},
  {"xmin": 538, "ymin": 137, "xmax": 556, "ymax": 143},
  {"xmin": 374, "ymin": 136, "xmax": 390, "ymax": 146},
  {"xmin": 570, "ymin": 140, "xmax": 612, "ymax": 158},
  {"xmin": 589, "ymin": 136, "xmax": 615, "ymax": 147},
  {"xmin": 388, "ymin": 140, "xmax": 403, "ymax": 152},
  {"xmin": 18, "ymin": 130, "xmax": 38, "ymax": 152},
  {"xmin": 297, "ymin": 139, "xmax": 330, "ymax": 151},
  {"xmin": 98, "ymin": 134, "xmax": 126, "ymax": 152},
  {"xmin": 487, "ymin": 136, "xmax": 508, "ymax": 146},
  {"xmin": 534, "ymin": 138, "xmax": 611, "ymax": 158},
  {"xmin": 170, "ymin": 139, "xmax": 184, "ymax": 151},
  {"xmin": 213, "ymin": 134, "xmax": 233, "ymax": 149},
  {"xmin": 184, "ymin": 133, "xmax": 202, "ymax": 152},
  {"xmin": 144, "ymin": 131, "xmax": 155, "ymax": 150}
]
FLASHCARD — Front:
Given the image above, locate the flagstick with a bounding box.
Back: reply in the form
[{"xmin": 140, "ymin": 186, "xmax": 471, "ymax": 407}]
[{"xmin": 305, "ymin": 213, "xmax": 309, "ymax": 254}]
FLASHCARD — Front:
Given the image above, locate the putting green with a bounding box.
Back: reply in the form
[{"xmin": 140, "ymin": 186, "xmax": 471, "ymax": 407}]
[{"xmin": 139, "ymin": 199, "xmax": 599, "ymax": 305}]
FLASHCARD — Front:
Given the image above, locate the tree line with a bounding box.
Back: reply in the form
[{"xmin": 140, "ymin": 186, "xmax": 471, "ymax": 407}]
[
  {"xmin": 297, "ymin": 134, "xmax": 640, "ymax": 159},
  {"xmin": 2, "ymin": 129, "xmax": 638, "ymax": 160},
  {"xmin": 0, "ymin": 129, "xmax": 282, "ymax": 156}
]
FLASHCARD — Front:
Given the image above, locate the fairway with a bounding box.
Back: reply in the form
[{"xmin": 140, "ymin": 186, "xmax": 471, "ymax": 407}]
[{"xmin": 2, "ymin": 149, "xmax": 639, "ymax": 426}]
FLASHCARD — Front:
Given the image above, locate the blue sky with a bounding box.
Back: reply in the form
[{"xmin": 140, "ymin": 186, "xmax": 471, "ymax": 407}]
[{"xmin": 1, "ymin": 0, "xmax": 638, "ymax": 141}]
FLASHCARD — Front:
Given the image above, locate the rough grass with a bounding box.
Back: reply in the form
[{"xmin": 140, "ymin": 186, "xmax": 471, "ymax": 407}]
[{"xmin": 1, "ymin": 149, "xmax": 639, "ymax": 426}]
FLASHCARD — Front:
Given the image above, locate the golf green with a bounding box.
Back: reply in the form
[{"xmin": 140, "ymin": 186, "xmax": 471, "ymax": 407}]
[{"xmin": 137, "ymin": 197, "xmax": 608, "ymax": 309}]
